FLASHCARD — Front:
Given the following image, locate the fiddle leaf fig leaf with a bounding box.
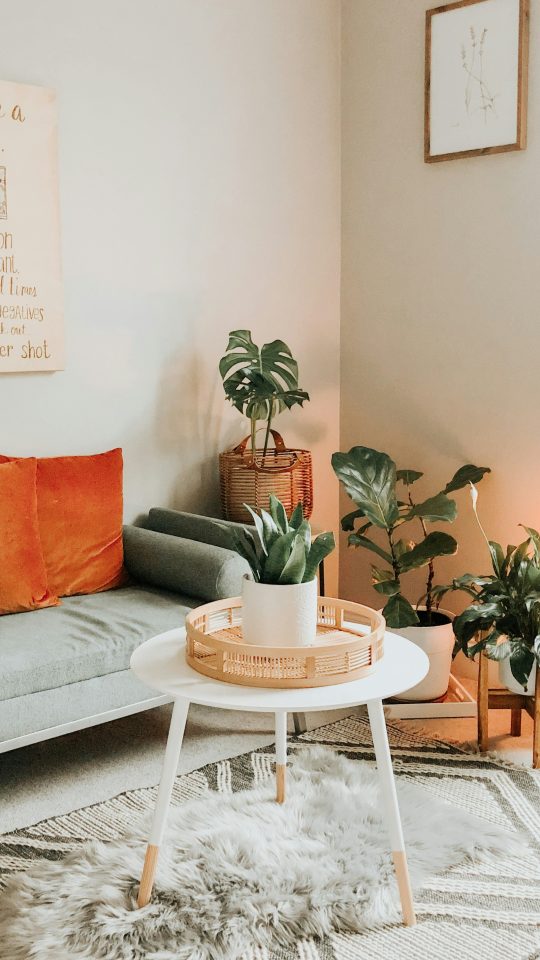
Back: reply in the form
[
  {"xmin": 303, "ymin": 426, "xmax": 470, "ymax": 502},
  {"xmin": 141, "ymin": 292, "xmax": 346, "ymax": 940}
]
[
  {"xmin": 398, "ymin": 532, "xmax": 457, "ymax": 573},
  {"xmin": 406, "ymin": 493, "xmax": 458, "ymax": 524},
  {"xmin": 443, "ymin": 464, "xmax": 491, "ymax": 494},
  {"xmin": 331, "ymin": 446, "xmax": 399, "ymax": 530},
  {"xmin": 396, "ymin": 469, "xmax": 423, "ymax": 485},
  {"xmin": 382, "ymin": 593, "xmax": 420, "ymax": 628},
  {"xmin": 373, "ymin": 579, "xmax": 400, "ymax": 597},
  {"xmin": 341, "ymin": 508, "xmax": 366, "ymax": 532},
  {"xmin": 347, "ymin": 533, "xmax": 393, "ymax": 564}
]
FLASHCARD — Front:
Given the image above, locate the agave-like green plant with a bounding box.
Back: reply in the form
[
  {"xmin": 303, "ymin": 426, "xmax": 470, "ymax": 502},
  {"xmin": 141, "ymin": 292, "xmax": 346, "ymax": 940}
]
[{"xmin": 221, "ymin": 494, "xmax": 335, "ymax": 585}]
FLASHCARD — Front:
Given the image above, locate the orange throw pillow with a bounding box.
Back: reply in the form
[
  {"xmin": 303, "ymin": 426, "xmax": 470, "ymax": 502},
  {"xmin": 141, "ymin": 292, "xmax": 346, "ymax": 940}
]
[
  {"xmin": 0, "ymin": 448, "xmax": 125, "ymax": 598},
  {"xmin": 0, "ymin": 459, "xmax": 59, "ymax": 615}
]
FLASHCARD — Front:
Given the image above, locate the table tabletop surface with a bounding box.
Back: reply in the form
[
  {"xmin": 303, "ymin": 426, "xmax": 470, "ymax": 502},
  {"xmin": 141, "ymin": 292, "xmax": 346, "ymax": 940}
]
[{"xmin": 130, "ymin": 626, "xmax": 429, "ymax": 712}]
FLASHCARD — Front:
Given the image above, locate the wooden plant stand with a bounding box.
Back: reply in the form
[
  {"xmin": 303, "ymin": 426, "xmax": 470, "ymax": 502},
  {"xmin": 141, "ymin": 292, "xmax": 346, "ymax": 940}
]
[{"xmin": 477, "ymin": 651, "xmax": 540, "ymax": 768}]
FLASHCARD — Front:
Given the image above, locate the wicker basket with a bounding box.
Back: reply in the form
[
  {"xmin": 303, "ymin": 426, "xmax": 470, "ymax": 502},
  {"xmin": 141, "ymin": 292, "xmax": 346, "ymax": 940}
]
[
  {"xmin": 185, "ymin": 596, "xmax": 385, "ymax": 688},
  {"xmin": 219, "ymin": 430, "xmax": 313, "ymax": 523}
]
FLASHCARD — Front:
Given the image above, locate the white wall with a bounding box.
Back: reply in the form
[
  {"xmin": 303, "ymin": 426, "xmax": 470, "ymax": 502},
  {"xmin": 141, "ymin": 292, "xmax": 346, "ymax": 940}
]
[
  {"xmin": 0, "ymin": 0, "xmax": 341, "ymax": 586},
  {"xmin": 341, "ymin": 0, "xmax": 540, "ymax": 611}
]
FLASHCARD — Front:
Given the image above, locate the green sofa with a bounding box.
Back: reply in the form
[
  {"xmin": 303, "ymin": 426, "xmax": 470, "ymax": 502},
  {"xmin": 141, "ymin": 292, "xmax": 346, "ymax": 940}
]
[{"xmin": 0, "ymin": 510, "xmax": 250, "ymax": 753}]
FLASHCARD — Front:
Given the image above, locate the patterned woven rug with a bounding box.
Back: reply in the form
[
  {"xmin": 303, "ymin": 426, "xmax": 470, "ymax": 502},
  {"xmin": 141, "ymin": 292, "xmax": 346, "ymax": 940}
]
[{"xmin": 1, "ymin": 714, "xmax": 539, "ymax": 959}]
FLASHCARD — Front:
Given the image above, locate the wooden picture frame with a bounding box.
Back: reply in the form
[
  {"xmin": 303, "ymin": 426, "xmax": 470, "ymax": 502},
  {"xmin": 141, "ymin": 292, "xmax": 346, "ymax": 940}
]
[{"xmin": 425, "ymin": 0, "xmax": 529, "ymax": 162}]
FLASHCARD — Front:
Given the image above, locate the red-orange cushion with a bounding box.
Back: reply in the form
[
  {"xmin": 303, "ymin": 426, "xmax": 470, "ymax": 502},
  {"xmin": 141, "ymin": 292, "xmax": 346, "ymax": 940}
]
[
  {"xmin": 0, "ymin": 448, "xmax": 125, "ymax": 598},
  {"xmin": 0, "ymin": 458, "xmax": 59, "ymax": 615}
]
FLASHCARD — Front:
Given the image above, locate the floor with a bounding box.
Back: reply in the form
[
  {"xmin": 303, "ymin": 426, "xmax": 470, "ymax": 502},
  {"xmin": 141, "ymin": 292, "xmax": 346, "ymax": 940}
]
[{"xmin": 0, "ymin": 681, "xmax": 534, "ymax": 835}]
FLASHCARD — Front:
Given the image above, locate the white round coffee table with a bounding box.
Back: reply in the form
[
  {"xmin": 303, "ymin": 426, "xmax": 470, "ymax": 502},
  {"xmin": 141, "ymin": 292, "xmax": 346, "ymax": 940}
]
[{"xmin": 131, "ymin": 625, "xmax": 428, "ymax": 925}]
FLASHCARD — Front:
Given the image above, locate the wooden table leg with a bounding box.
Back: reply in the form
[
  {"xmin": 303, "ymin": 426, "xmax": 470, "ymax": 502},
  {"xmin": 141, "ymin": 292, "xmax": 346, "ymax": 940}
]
[
  {"xmin": 275, "ymin": 711, "xmax": 287, "ymax": 803},
  {"xmin": 511, "ymin": 707, "xmax": 522, "ymax": 737},
  {"xmin": 477, "ymin": 651, "xmax": 489, "ymax": 752},
  {"xmin": 367, "ymin": 698, "xmax": 416, "ymax": 927},
  {"xmin": 137, "ymin": 698, "xmax": 189, "ymax": 908}
]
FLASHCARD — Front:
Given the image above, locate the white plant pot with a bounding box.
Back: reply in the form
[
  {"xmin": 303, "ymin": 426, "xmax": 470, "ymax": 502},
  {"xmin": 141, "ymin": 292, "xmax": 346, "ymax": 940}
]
[
  {"xmin": 241, "ymin": 576, "xmax": 318, "ymax": 647},
  {"xmin": 499, "ymin": 656, "xmax": 536, "ymax": 696},
  {"xmin": 388, "ymin": 607, "xmax": 455, "ymax": 702}
]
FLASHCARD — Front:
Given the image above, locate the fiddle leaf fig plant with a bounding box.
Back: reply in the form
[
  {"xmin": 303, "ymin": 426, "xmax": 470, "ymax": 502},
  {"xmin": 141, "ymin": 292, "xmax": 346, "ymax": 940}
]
[
  {"xmin": 433, "ymin": 487, "xmax": 540, "ymax": 690},
  {"xmin": 219, "ymin": 494, "xmax": 335, "ymax": 585},
  {"xmin": 331, "ymin": 446, "xmax": 490, "ymax": 629},
  {"xmin": 219, "ymin": 330, "xmax": 309, "ymax": 459}
]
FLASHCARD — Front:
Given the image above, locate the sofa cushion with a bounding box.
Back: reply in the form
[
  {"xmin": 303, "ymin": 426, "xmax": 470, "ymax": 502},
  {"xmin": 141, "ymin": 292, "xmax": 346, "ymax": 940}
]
[
  {"xmin": 0, "ymin": 459, "xmax": 59, "ymax": 615},
  {"xmin": 0, "ymin": 585, "xmax": 196, "ymax": 702},
  {"xmin": 0, "ymin": 448, "xmax": 125, "ymax": 598}
]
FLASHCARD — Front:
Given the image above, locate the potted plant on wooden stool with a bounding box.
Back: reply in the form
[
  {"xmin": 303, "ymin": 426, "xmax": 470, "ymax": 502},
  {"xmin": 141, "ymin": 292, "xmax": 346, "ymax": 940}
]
[
  {"xmin": 218, "ymin": 330, "xmax": 313, "ymax": 523},
  {"xmin": 219, "ymin": 494, "xmax": 335, "ymax": 647},
  {"xmin": 442, "ymin": 486, "xmax": 540, "ymax": 765},
  {"xmin": 331, "ymin": 445, "xmax": 490, "ymax": 702}
]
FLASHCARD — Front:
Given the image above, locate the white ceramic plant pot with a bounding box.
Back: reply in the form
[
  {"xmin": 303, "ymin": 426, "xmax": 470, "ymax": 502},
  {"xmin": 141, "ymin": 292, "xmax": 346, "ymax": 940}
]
[
  {"xmin": 499, "ymin": 656, "xmax": 536, "ymax": 696},
  {"xmin": 241, "ymin": 576, "xmax": 318, "ymax": 647},
  {"xmin": 389, "ymin": 607, "xmax": 455, "ymax": 702}
]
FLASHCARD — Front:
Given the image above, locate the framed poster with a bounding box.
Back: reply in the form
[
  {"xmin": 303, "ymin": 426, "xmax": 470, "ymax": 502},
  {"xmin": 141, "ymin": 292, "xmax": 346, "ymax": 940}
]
[
  {"xmin": 0, "ymin": 80, "xmax": 64, "ymax": 372},
  {"xmin": 425, "ymin": 0, "xmax": 529, "ymax": 162}
]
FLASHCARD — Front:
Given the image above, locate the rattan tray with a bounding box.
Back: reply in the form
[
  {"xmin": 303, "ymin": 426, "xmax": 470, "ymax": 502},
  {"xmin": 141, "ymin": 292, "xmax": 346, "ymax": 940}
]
[{"xmin": 185, "ymin": 596, "xmax": 385, "ymax": 688}]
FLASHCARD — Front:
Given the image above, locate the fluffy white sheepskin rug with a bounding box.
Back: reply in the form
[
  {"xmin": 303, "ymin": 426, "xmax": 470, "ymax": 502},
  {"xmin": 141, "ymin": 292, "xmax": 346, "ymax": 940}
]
[{"xmin": 0, "ymin": 746, "xmax": 521, "ymax": 960}]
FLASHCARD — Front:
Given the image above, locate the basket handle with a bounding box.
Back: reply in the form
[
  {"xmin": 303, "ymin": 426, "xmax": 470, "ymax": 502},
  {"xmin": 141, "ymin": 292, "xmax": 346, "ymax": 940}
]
[{"xmin": 233, "ymin": 430, "xmax": 287, "ymax": 456}]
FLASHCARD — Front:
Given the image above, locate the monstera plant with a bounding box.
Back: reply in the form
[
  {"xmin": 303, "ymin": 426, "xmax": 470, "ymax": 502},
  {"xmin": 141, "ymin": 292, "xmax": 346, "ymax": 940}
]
[
  {"xmin": 331, "ymin": 446, "xmax": 490, "ymax": 629},
  {"xmin": 219, "ymin": 330, "xmax": 309, "ymax": 460}
]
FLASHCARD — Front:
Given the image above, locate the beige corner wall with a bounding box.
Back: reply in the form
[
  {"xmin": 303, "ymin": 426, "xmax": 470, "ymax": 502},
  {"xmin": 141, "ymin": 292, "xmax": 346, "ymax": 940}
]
[
  {"xmin": 341, "ymin": 0, "xmax": 540, "ymax": 611},
  {"xmin": 0, "ymin": 0, "xmax": 341, "ymax": 589}
]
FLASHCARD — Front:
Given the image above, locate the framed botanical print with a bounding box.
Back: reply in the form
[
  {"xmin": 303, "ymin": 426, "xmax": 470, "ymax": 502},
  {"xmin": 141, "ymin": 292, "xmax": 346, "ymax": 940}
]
[{"xmin": 425, "ymin": 0, "xmax": 529, "ymax": 162}]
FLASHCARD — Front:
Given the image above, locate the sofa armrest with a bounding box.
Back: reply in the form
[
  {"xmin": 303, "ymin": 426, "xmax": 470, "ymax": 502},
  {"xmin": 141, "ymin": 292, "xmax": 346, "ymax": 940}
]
[{"xmin": 122, "ymin": 525, "xmax": 251, "ymax": 602}]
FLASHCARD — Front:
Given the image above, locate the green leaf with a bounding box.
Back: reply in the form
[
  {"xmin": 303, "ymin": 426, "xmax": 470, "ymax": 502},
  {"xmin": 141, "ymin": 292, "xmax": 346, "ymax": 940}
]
[
  {"xmin": 382, "ymin": 594, "xmax": 420, "ymax": 628},
  {"xmin": 406, "ymin": 493, "xmax": 458, "ymax": 524},
  {"xmin": 396, "ymin": 469, "xmax": 423, "ymax": 485},
  {"xmin": 347, "ymin": 533, "xmax": 393, "ymax": 564},
  {"xmin": 289, "ymin": 502, "xmax": 304, "ymax": 529},
  {"xmin": 509, "ymin": 645, "xmax": 535, "ymax": 690},
  {"xmin": 278, "ymin": 534, "xmax": 306, "ymax": 585},
  {"xmin": 373, "ymin": 579, "xmax": 400, "ymax": 597},
  {"xmin": 243, "ymin": 504, "xmax": 267, "ymax": 554},
  {"xmin": 331, "ymin": 446, "xmax": 399, "ymax": 530},
  {"xmin": 219, "ymin": 330, "xmax": 309, "ymax": 424},
  {"xmin": 489, "ymin": 540, "xmax": 504, "ymax": 576},
  {"xmin": 303, "ymin": 531, "xmax": 335, "ymax": 583},
  {"xmin": 520, "ymin": 525, "xmax": 540, "ymax": 563},
  {"xmin": 341, "ymin": 508, "xmax": 366, "ymax": 532},
  {"xmin": 443, "ymin": 464, "xmax": 491, "ymax": 494},
  {"xmin": 269, "ymin": 494, "xmax": 288, "ymax": 535},
  {"xmin": 217, "ymin": 524, "xmax": 261, "ymax": 580},
  {"xmin": 483, "ymin": 636, "xmax": 511, "ymax": 661},
  {"xmin": 262, "ymin": 530, "xmax": 297, "ymax": 583},
  {"xmin": 371, "ymin": 565, "xmax": 395, "ymax": 583},
  {"xmin": 398, "ymin": 532, "xmax": 457, "ymax": 573},
  {"xmin": 453, "ymin": 602, "xmax": 502, "ymax": 646},
  {"xmin": 394, "ymin": 537, "xmax": 414, "ymax": 558}
]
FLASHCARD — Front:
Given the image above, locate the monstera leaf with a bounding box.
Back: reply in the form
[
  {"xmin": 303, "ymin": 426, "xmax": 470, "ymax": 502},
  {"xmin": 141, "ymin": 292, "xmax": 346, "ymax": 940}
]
[
  {"xmin": 331, "ymin": 446, "xmax": 399, "ymax": 530},
  {"xmin": 219, "ymin": 330, "xmax": 309, "ymax": 419}
]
